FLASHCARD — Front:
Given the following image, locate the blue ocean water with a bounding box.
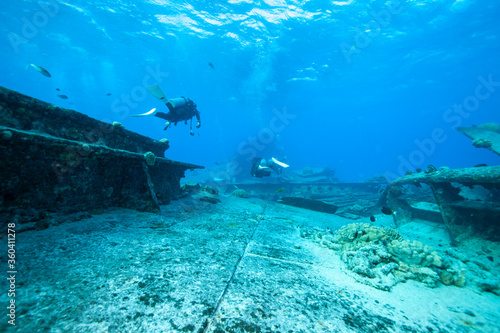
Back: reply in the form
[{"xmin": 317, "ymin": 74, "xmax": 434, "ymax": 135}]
[{"xmin": 1, "ymin": 0, "xmax": 499, "ymax": 182}]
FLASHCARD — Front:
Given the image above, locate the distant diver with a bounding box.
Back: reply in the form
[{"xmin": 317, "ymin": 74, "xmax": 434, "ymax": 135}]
[
  {"xmin": 132, "ymin": 84, "xmax": 201, "ymax": 136},
  {"xmin": 251, "ymin": 157, "xmax": 289, "ymax": 178}
]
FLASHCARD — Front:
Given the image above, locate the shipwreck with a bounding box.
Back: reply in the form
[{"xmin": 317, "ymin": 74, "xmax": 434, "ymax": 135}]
[{"xmin": 0, "ymin": 86, "xmax": 203, "ymax": 229}]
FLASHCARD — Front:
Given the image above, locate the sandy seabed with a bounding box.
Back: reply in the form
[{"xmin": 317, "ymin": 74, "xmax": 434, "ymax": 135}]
[{"xmin": 1, "ymin": 194, "xmax": 499, "ymax": 333}]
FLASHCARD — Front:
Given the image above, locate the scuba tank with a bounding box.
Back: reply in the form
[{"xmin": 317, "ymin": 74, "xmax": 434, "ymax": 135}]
[
  {"xmin": 168, "ymin": 97, "xmax": 188, "ymax": 108},
  {"xmin": 166, "ymin": 97, "xmax": 193, "ymax": 111}
]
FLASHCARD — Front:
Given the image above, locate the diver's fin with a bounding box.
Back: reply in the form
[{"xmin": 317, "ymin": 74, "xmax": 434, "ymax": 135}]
[
  {"xmin": 271, "ymin": 157, "xmax": 289, "ymax": 168},
  {"xmin": 146, "ymin": 84, "xmax": 167, "ymax": 101},
  {"xmin": 132, "ymin": 108, "xmax": 157, "ymax": 117}
]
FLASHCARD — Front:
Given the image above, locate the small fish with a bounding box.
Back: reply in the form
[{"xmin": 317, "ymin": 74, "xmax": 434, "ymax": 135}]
[
  {"xmin": 26, "ymin": 63, "xmax": 51, "ymax": 77},
  {"xmin": 208, "ymin": 62, "xmax": 215, "ymax": 69},
  {"xmin": 486, "ymin": 256, "xmax": 493, "ymax": 262},
  {"xmin": 56, "ymin": 88, "xmax": 60, "ymax": 91},
  {"xmin": 381, "ymin": 206, "xmax": 395, "ymax": 215},
  {"xmin": 106, "ymin": 93, "xmax": 112, "ymax": 96},
  {"xmin": 57, "ymin": 94, "xmax": 69, "ymax": 99},
  {"xmin": 474, "ymin": 164, "xmax": 488, "ymax": 167},
  {"xmin": 275, "ymin": 188, "xmax": 286, "ymax": 193},
  {"xmin": 370, "ymin": 215, "xmax": 376, "ymax": 222}
]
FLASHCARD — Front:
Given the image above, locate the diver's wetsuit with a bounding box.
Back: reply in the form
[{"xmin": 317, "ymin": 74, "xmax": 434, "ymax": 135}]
[
  {"xmin": 251, "ymin": 158, "xmax": 272, "ymax": 178},
  {"xmin": 251, "ymin": 157, "xmax": 286, "ymax": 178},
  {"xmin": 155, "ymin": 97, "xmax": 201, "ymax": 129}
]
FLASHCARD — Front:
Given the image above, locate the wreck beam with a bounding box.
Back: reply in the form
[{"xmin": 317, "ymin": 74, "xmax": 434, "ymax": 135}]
[
  {"xmin": 380, "ymin": 166, "xmax": 500, "ymax": 244},
  {"xmin": 388, "ymin": 166, "xmax": 500, "ymax": 186}
]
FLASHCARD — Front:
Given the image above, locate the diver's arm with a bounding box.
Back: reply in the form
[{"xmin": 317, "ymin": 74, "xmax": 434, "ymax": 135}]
[{"xmin": 195, "ymin": 110, "xmax": 201, "ymax": 128}]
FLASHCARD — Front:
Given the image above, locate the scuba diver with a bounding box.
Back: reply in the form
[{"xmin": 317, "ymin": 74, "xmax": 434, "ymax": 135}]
[
  {"xmin": 132, "ymin": 84, "xmax": 201, "ymax": 136},
  {"xmin": 251, "ymin": 157, "xmax": 289, "ymax": 178}
]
